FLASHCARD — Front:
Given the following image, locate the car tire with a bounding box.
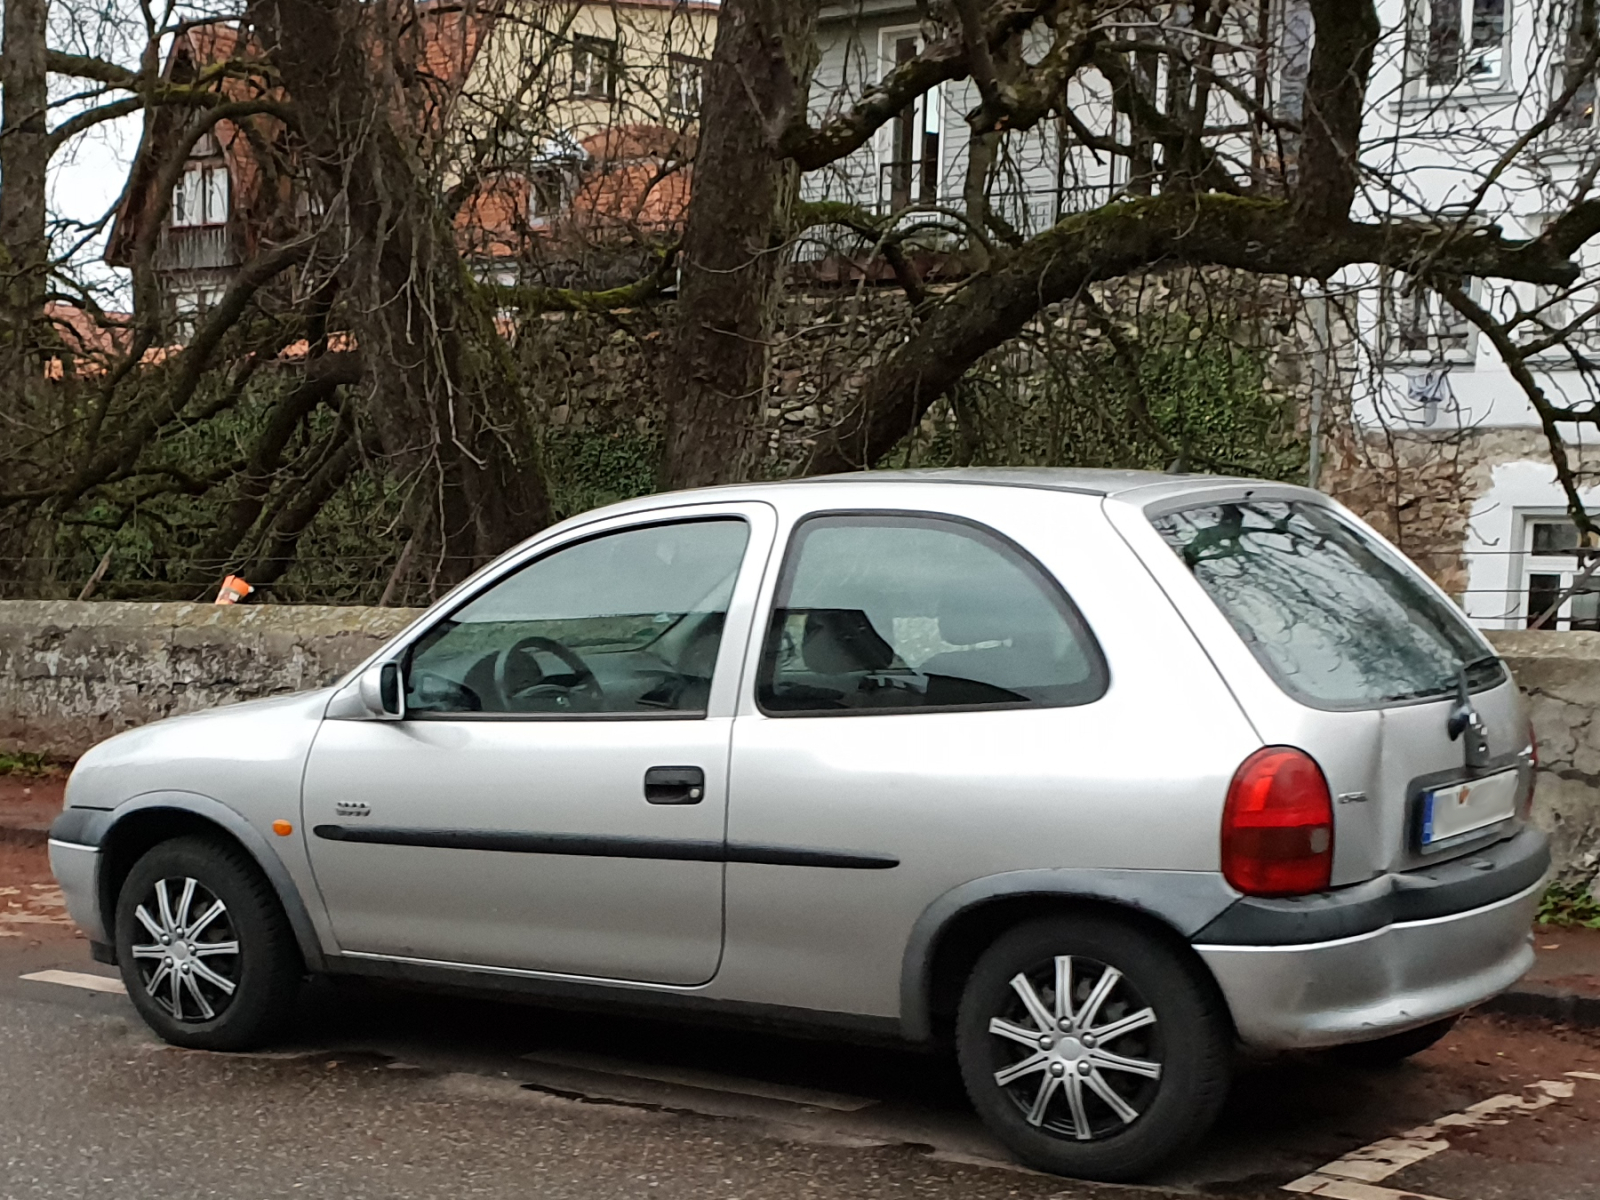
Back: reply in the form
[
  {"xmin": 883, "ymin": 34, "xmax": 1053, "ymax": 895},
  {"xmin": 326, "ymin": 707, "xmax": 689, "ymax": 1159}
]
[
  {"xmin": 114, "ymin": 836, "xmax": 302, "ymax": 1051},
  {"xmin": 1327, "ymin": 1016, "xmax": 1458, "ymax": 1068},
  {"xmin": 955, "ymin": 914, "xmax": 1232, "ymax": 1182}
]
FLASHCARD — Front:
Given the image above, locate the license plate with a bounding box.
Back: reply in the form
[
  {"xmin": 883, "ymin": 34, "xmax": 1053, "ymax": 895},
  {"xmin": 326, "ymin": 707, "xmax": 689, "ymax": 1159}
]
[{"xmin": 1420, "ymin": 769, "xmax": 1519, "ymax": 847}]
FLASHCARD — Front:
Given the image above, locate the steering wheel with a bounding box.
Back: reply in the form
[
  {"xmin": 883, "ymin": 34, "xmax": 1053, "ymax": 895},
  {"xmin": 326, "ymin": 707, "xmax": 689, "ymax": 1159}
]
[{"xmin": 492, "ymin": 636, "xmax": 604, "ymax": 712}]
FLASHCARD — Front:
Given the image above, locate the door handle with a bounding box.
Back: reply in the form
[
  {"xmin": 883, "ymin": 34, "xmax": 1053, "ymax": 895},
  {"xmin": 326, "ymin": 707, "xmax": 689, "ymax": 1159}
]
[{"xmin": 645, "ymin": 766, "xmax": 705, "ymax": 805}]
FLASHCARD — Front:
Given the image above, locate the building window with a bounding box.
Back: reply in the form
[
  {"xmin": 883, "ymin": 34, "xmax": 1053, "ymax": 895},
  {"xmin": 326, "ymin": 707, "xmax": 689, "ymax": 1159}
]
[
  {"xmin": 668, "ymin": 54, "xmax": 704, "ymax": 117},
  {"xmin": 528, "ymin": 165, "xmax": 576, "ymax": 226},
  {"xmin": 1523, "ymin": 517, "xmax": 1600, "ymax": 628},
  {"xmin": 1387, "ymin": 273, "xmax": 1475, "ymax": 360},
  {"xmin": 1556, "ymin": 1, "xmax": 1599, "ymax": 127},
  {"xmin": 171, "ymin": 165, "xmax": 230, "ymax": 229},
  {"xmin": 881, "ymin": 32, "xmax": 940, "ymax": 211},
  {"xmin": 571, "ymin": 36, "xmax": 617, "ymax": 100},
  {"xmin": 1422, "ymin": 0, "xmax": 1508, "ymax": 87},
  {"xmin": 1276, "ymin": 0, "xmax": 1315, "ymax": 122},
  {"xmin": 171, "ymin": 286, "xmax": 221, "ymax": 339}
]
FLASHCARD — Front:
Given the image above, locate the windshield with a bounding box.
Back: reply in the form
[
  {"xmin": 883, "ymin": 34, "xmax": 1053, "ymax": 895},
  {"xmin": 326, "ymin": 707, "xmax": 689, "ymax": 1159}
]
[{"xmin": 1151, "ymin": 500, "xmax": 1504, "ymax": 709}]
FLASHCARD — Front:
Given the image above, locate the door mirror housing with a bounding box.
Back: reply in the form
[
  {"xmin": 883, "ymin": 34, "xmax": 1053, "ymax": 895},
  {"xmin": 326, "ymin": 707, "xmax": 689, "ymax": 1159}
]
[{"xmin": 355, "ymin": 661, "xmax": 406, "ymax": 720}]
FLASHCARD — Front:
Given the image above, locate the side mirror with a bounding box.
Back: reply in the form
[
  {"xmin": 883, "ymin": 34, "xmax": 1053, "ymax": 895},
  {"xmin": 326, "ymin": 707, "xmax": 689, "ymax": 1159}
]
[{"xmin": 356, "ymin": 661, "xmax": 406, "ymax": 720}]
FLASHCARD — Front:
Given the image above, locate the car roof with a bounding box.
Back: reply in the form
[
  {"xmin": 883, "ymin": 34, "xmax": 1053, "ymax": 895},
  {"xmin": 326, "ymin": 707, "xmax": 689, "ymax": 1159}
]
[
  {"xmin": 545, "ymin": 468, "xmax": 1332, "ymax": 543},
  {"xmin": 801, "ymin": 466, "xmax": 1256, "ymax": 497},
  {"xmin": 584, "ymin": 466, "xmax": 1321, "ymax": 515}
]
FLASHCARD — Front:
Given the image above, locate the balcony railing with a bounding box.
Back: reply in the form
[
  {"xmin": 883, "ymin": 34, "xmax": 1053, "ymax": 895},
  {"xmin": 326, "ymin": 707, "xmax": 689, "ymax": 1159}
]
[{"xmin": 795, "ymin": 177, "xmax": 1124, "ymax": 267}]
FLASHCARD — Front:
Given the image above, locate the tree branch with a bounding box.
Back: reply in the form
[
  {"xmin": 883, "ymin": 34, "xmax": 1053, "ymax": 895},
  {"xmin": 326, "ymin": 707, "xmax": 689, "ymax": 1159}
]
[
  {"xmin": 779, "ymin": 0, "xmax": 1062, "ymax": 171},
  {"xmin": 803, "ymin": 193, "xmax": 1598, "ymax": 477}
]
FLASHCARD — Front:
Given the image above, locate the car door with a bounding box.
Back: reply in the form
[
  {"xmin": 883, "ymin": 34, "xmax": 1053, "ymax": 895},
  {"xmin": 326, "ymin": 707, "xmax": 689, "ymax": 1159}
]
[{"xmin": 301, "ymin": 502, "xmax": 775, "ymax": 986}]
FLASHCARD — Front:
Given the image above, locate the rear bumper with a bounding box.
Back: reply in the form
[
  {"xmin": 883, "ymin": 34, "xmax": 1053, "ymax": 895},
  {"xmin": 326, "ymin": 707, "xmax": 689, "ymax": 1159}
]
[
  {"xmin": 47, "ymin": 838, "xmax": 108, "ymax": 945},
  {"xmin": 1197, "ymin": 877, "xmax": 1541, "ymax": 1050}
]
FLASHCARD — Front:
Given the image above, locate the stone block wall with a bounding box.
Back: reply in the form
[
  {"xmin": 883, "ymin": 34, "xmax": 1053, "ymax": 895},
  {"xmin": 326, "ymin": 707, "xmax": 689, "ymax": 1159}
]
[
  {"xmin": 0, "ymin": 601, "xmax": 422, "ymax": 757},
  {"xmin": 0, "ymin": 603, "xmax": 1595, "ymax": 890},
  {"xmin": 1487, "ymin": 629, "xmax": 1600, "ymax": 891}
]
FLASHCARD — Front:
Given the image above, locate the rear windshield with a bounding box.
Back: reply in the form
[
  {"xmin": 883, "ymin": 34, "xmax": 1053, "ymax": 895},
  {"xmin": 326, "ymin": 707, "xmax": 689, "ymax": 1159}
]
[{"xmin": 1151, "ymin": 500, "xmax": 1504, "ymax": 709}]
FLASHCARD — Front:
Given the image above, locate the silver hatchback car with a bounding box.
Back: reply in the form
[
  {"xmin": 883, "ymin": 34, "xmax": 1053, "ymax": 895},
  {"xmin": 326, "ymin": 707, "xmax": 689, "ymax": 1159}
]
[{"xmin": 49, "ymin": 469, "xmax": 1547, "ymax": 1180}]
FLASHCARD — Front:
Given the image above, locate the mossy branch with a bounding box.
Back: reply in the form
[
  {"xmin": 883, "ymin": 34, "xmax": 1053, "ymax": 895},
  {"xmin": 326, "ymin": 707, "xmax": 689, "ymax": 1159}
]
[{"xmin": 482, "ymin": 248, "xmax": 680, "ymax": 314}]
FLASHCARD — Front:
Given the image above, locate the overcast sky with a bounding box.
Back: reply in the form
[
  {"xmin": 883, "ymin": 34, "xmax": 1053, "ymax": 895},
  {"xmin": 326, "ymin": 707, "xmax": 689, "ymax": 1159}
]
[{"xmin": 44, "ymin": 1, "xmax": 211, "ymax": 302}]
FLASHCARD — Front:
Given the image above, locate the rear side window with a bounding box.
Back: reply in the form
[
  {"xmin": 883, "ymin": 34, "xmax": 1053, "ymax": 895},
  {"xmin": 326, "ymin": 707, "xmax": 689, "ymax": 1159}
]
[
  {"xmin": 1152, "ymin": 500, "xmax": 1504, "ymax": 709},
  {"xmin": 757, "ymin": 513, "xmax": 1107, "ymax": 715}
]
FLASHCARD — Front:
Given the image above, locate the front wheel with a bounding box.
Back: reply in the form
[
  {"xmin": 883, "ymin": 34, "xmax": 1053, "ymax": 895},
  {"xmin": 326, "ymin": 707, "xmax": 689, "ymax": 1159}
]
[
  {"xmin": 956, "ymin": 914, "xmax": 1232, "ymax": 1182},
  {"xmin": 114, "ymin": 836, "xmax": 302, "ymax": 1051}
]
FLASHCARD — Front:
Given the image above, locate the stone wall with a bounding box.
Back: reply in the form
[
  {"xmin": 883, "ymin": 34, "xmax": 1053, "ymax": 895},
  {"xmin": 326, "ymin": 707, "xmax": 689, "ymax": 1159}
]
[
  {"xmin": 1487, "ymin": 629, "xmax": 1600, "ymax": 892},
  {"xmin": 1, "ymin": 602, "xmax": 1595, "ymax": 891},
  {"xmin": 0, "ymin": 601, "xmax": 422, "ymax": 758}
]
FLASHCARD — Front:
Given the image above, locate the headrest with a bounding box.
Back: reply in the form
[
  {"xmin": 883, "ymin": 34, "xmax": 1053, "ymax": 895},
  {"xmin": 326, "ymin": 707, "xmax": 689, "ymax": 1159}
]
[
  {"xmin": 935, "ymin": 593, "xmax": 1002, "ymax": 647},
  {"xmin": 801, "ymin": 609, "xmax": 896, "ymax": 675}
]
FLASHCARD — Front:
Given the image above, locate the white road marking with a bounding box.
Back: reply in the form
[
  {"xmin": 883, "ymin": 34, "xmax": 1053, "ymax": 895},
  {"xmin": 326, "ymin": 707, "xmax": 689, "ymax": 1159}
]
[
  {"xmin": 20, "ymin": 969, "xmax": 127, "ymax": 995},
  {"xmin": 1283, "ymin": 1177, "xmax": 1455, "ymax": 1200},
  {"xmin": 1283, "ymin": 1077, "xmax": 1587, "ymax": 1200},
  {"xmin": 521, "ymin": 1049, "xmax": 877, "ymax": 1111}
]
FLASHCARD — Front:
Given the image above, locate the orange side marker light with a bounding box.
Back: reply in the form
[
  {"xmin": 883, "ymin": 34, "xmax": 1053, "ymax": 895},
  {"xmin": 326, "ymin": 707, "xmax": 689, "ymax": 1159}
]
[{"xmin": 272, "ymin": 820, "xmax": 294, "ymax": 837}]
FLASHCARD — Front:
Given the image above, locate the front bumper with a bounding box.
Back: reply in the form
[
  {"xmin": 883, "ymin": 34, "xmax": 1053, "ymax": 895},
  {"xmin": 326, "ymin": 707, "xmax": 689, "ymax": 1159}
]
[
  {"xmin": 47, "ymin": 838, "xmax": 107, "ymax": 946},
  {"xmin": 1197, "ymin": 876, "xmax": 1541, "ymax": 1050}
]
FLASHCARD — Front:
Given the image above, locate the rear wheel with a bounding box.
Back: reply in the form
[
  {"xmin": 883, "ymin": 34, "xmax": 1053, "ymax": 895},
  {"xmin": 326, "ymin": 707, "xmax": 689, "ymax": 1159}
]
[
  {"xmin": 956, "ymin": 914, "xmax": 1232, "ymax": 1182},
  {"xmin": 1328, "ymin": 1016, "xmax": 1458, "ymax": 1067},
  {"xmin": 114, "ymin": 836, "xmax": 302, "ymax": 1051}
]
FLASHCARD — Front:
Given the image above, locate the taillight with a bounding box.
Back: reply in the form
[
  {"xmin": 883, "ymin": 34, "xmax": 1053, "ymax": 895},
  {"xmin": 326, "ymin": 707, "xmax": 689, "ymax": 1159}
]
[
  {"xmin": 1520, "ymin": 721, "xmax": 1538, "ymax": 821},
  {"xmin": 1222, "ymin": 746, "xmax": 1334, "ymax": 897}
]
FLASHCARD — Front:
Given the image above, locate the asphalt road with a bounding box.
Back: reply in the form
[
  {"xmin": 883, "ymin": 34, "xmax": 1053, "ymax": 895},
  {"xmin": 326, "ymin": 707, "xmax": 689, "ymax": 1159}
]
[{"xmin": 4, "ymin": 933, "xmax": 1600, "ymax": 1200}]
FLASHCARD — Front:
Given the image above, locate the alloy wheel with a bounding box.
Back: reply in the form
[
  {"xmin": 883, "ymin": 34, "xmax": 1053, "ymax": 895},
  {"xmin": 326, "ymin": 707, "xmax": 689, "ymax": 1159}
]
[
  {"xmin": 987, "ymin": 954, "xmax": 1163, "ymax": 1140},
  {"xmin": 129, "ymin": 876, "xmax": 241, "ymax": 1022}
]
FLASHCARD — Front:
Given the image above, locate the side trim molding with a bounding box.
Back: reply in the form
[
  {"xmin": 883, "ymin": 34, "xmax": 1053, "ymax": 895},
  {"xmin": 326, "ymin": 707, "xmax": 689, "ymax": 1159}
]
[{"xmin": 311, "ymin": 824, "xmax": 899, "ymax": 870}]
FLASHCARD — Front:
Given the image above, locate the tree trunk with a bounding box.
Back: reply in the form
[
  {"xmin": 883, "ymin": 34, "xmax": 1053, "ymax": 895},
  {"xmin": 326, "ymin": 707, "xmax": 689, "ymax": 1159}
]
[
  {"xmin": 0, "ymin": 0, "xmax": 48, "ymax": 343},
  {"xmin": 247, "ymin": 0, "xmax": 552, "ymax": 579},
  {"xmin": 1297, "ymin": 0, "xmax": 1379, "ymax": 225},
  {"xmin": 0, "ymin": 0, "xmax": 53, "ymax": 593},
  {"xmin": 658, "ymin": 0, "xmax": 818, "ymax": 491}
]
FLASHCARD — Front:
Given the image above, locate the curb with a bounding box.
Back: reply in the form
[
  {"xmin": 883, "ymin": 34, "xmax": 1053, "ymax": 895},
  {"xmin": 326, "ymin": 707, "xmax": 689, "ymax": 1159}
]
[{"xmin": 1483, "ymin": 986, "xmax": 1600, "ymax": 1028}]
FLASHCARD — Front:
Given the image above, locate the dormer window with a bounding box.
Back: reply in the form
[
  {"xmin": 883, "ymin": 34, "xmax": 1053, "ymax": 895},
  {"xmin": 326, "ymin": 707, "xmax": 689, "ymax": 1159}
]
[{"xmin": 172, "ymin": 164, "xmax": 230, "ymax": 228}]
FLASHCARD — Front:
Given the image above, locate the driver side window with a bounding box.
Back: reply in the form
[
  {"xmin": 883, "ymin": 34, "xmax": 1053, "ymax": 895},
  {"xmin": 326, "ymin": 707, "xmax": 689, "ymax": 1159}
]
[{"xmin": 405, "ymin": 518, "xmax": 750, "ymax": 717}]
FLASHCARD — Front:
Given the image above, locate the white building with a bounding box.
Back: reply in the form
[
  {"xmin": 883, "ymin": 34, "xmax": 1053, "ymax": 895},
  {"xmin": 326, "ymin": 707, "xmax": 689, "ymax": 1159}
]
[{"xmin": 1351, "ymin": 0, "xmax": 1600, "ymax": 631}]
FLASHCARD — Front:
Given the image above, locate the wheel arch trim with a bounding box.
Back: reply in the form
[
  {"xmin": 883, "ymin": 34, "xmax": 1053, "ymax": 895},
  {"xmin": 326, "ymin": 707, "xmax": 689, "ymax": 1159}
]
[
  {"xmin": 899, "ymin": 869, "xmax": 1238, "ymax": 1042},
  {"xmin": 86, "ymin": 791, "xmax": 326, "ymax": 972}
]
